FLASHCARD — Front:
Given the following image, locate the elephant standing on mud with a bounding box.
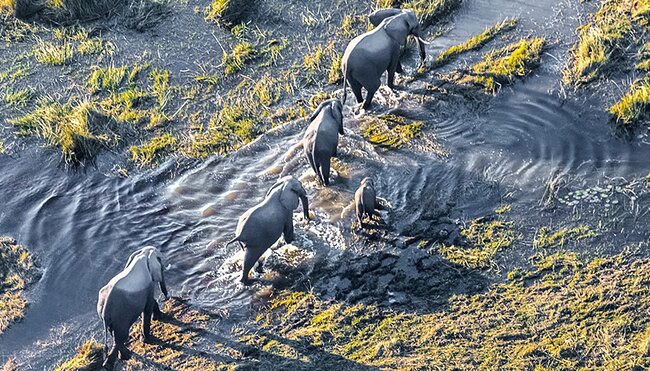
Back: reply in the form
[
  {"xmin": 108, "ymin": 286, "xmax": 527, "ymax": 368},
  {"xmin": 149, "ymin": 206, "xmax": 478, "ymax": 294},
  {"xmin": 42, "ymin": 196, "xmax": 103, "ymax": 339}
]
[
  {"xmin": 355, "ymin": 177, "xmax": 385, "ymax": 226},
  {"xmin": 302, "ymin": 99, "xmax": 345, "ymax": 186},
  {"xmin": 342, "ymin": 9, "xmax": 426, "ymax": 109},
  {"xmin": 97, "ymin": 246, "xmax": 168, "ymax": 369},
  {"xmin": 227, "ymin": 176, "xmax": 310, "ymax": 285}
]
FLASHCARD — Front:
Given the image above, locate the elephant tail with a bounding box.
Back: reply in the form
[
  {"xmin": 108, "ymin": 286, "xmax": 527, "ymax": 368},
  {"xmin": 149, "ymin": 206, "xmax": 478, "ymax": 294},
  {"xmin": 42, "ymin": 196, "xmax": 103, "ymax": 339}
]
[{"xmin": 225, "ymin": 236, "xmax": 239, "ymax": 248}]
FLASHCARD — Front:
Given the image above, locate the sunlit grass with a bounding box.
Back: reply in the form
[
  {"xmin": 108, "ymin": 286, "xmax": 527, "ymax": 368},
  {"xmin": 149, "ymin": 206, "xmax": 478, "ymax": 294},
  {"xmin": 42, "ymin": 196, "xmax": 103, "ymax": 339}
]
[
  {"xmin": 54, "ymin": 340, "xmax": 103, "ymax": 371},
  {"xmin": 3, "ymin": 87, "xmax": 34, "ymax": 108},
  {"xmin": 87, "ymin": 65, "xmax": 127, "ymax": 93},
  {"xmin": 0, "ymin": 236, "xmax": 39, "ymax": 334},
  {"xmin": 435, "ymin": 18, "xmax": 517, "ymax": 65},
  {"xmin": 222, "ymin": 41, "xmax": 256, "ymax": 75},
  {"xmin": 33, "ymin": 39, "xmax": 74, "ymax": 65},
  {"xmin": 130, "ymin": 133, "xmax": 177, "ymax": 167},
  {"xmin": 533, "ymin": 225, "xmax": 597, "ymax": 248},
  {"xmin": 609, "ymin": 78, "xmax": 650, "ymax": 124},
  {"xmin": 461, "ymin": 37, "xmax": 545, "ymax": 93}
]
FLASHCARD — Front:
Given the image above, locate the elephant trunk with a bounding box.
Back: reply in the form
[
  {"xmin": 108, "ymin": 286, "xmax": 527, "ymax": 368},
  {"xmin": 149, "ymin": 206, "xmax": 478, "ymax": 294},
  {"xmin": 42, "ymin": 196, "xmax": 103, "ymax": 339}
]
[
  {"xmin": 414, "ymin": 28, "xmax": 426, "ymax": 64},
  {"xmin": 160, "ymin": 278, "xmax": 169, "ymax": 299},
  {"xmin": 300, "ymin": 195, "xmax": 310, "ymax": 220}
]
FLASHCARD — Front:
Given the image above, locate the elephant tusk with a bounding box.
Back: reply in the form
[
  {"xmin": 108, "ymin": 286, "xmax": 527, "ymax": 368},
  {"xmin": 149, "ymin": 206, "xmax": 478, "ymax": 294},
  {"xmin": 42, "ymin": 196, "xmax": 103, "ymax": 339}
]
[{"xmin": 417, "ymin": 37, "xmax": 432, "ymax": 45}]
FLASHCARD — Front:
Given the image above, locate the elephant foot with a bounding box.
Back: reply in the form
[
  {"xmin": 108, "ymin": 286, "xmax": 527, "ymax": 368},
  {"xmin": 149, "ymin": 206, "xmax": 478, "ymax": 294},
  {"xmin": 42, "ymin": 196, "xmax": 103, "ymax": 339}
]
[
  {"xmin": 153, "ymin": 310, "xmax": 165, "ymax": 321},
  {"xmin": 143, "ymin": 334, "xmax": 157, "ymax": 344},
  {"xmin": 102, "ymin": 359, "xmax": 115, "ymax": 370}
]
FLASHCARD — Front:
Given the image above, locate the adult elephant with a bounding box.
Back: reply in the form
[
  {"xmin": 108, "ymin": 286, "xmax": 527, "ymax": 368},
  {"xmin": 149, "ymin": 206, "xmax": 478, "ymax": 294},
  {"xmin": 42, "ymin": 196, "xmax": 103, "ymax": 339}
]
[
  {"xmin": 302, "ymin": 98, "xmax": 344, "ymax": 186},
  {"xmin": 97, "ymin": 246, "xmax": 168, "ymax": 369},
  {"xmin": 227, "ymin": 176, "xmax": 310, "ymax": 285},
  {"xmin": 342, "ymin": 9, "xmax": 426, "ymax": 109}
]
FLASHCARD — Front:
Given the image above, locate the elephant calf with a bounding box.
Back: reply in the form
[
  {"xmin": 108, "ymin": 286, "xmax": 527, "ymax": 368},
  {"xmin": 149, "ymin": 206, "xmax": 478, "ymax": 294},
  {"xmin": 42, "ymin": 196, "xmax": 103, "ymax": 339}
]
[
  {"xmin": 342, "ymin": 9, "xmax": 426, "ymax": 109},
  {"xmin": 227, "ymin": 176, "xmax": 310, "ymax": 284},
  {"xmin": 302, "ymin": 99, "xmax": 344, "ymax": 186},
  {"xmin": 97, "ymin": 246, "xmax": 168, "ymax": 368},
  {"xmin": 355, "ymin": 177, "xmax": 385, "ymax": 226}
]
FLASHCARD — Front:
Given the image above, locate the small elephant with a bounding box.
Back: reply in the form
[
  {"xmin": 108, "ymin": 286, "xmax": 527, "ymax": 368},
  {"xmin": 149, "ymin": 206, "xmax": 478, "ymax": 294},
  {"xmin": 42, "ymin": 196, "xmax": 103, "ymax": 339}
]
[
  {"xmin": 342, "ymin": 9, "xmax": 426, "ymax": 109},
  {"xmin": 97, "ymin": 246, "xmax": 168, "ymax": 368},
  {"xmin": 355, "ymin": 177, "xmax": 385, "ymax": 226},
  {"xmin": 302, "ymin": 99, "xmax": 344, "ymax": 186},
  {"xmin": 227, "ymin": 176, "xmax": 310, "ymax": 285}
]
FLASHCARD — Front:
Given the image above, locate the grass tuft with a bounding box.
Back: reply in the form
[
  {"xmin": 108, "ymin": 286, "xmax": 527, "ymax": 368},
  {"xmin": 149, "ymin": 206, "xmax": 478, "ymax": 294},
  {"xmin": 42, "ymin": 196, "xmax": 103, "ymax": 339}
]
[
  {"xmin": 360, "ymin": 114, "xmax": 423, "ymax": 149},
  {"xmin": 3, "ymin": 87, "xmax": 34, "ymax": 108},
  {"xmin": 87, "ymin": 65, "xmax": 127, "ymax": 93},
  {"xmin": 460, "ymin": 37, "xmax": 545, "ymax": 93},
  {"xmin": 33, "ymin": 39, "xmax": 74, "ymax": 65},
  {"xmin": 54, "ymin": 340, "xmax": 103, "ymax": 371},
  {"xmin": 402, "ymin": 0, "xmax": 462, "ymax": 27},
  {"xmin": 435, "ymin": 18, "xmax": 517, "ymax": 66},
  {"xmin": 0, "ymin": 236, "xmax": 39, "ymax": 334},
  {"xmin": 222, "ymin": 42, "xmax": 256, "ymax": 75},
  {"xmin": 534, "ymin": 225, "xmax": 597, "ymax": 248},
  {"xmin": 130, "ymin": 133, "xmax": 176, "ymax": 167},
  {"xmin": 205, "ymin": 0, "xmax": 253, "ymax": 26},
  {"xmin": 609, "ymin": 78, "xmax": 650, "ymax": 124}
]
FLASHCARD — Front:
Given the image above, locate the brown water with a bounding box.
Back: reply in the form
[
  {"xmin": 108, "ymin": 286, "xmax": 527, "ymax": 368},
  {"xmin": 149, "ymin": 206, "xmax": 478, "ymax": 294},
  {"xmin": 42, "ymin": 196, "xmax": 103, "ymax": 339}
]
[{"xmin": 1, "ymin": 0, "xmax": 650, "ymax": 366}]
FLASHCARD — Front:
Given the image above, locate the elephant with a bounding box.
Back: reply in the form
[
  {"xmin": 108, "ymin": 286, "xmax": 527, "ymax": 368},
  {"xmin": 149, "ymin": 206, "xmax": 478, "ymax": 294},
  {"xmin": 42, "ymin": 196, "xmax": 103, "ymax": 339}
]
[
  {"xmin": 342, "ymin": 9, "xmax": 426, "ymax": 109},
  {"xmin": 355, "ymin": 177, "xmax": 385, "ymax": 226},
  {"xmin": 226, "ymin": 176, "xmax": 310, "ymax": 285},
  {"xmin": 97, "ymin": 246, "xmax": 168, "ymax": 368},
  {"xmin": 302, "ymin": 98, "xmax": 344, "ymax": 186},
  {"xmin": 368, "ymin": 8, "xmax": 413, "ymax": 74}
]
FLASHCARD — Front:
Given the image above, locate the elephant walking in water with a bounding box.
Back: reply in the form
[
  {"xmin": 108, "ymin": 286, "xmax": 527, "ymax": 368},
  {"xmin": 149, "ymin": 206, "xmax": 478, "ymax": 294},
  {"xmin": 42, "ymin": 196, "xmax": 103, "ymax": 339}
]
[
  {"xmin": 355, "ymin": 177, "xmax": 385, "ymax": 227},
  {"xmin": 302, "ymin": 99, "xmax": 344, "ymax": 186},
  {"xmin": 342, "ymin": 9, "xmax": 426, "ymax": 109},
  {"xmin": 227, "ymin": 176, "xmax": 310, "ymax": 284},
  {"xmin": 97, "ymin": 246, "xmax": 168, "ymax": 369}
]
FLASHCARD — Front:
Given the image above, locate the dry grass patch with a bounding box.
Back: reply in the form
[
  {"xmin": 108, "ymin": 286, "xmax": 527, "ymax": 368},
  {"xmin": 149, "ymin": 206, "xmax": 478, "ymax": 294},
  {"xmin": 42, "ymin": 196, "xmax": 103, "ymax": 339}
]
[
  {"xmin": 54, "ymin": 340, "xmax": 103, "ymax": 371},
  {"xmin": 33, "ymin": 39, "xmax": 74, "ymax": 65},
  {"xmin": 0, "ymin": 236, "xmax": 39, "ymax": 334},
  {"xmin": 459, "ymin": 37, "xmax": 545, "ymax": 93},
  {"xmin": 609, "ymin": 78, "xmax": 650, "ymax": 124},
  {"xmin": 257, "ymin": 251, "xmax": 650, "ymax": 369}
]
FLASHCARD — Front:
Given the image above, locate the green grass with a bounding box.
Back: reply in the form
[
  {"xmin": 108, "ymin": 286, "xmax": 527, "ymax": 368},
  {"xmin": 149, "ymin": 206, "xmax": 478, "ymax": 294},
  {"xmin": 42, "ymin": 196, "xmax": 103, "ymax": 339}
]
[
  {"xmin": 460, "ymin": 37, "xmax": 545, "ymax": 93},
  {"xmin": 0, "ymin": 236, "xmax": 39, "ymax": 334},
  {"xmin": 328, "ymin": 52, "xmax": 343, "ymax": 84},
  {"xmin": 534, "ymin": 225, "xmax": 597, "ymax": 248},
  {"xmin": 87, "ymin": 65, "xmax": 127, "ymax": 93},
  {"xmin": 54, "ymin": 340, "xmax": 103, "ymax": 371},
  {"xmin": 609, "ymin": 78, "xmax": 650, "ymax": 124},
  {"xmin": 563, "ymin": 0, "xmax": 646, "ymax": 85},
  {"xmin": 435, "ymin": 18, "xmax": 517, "ymax": 66},
  {"xmin": 99, "ymin": 88, "xmax": 149, "ymax": 124},
  {"xmin": 77, "ymin": 37, "xmax": 115, "ymax": 56},
  {"xmin": 439, "ymin": 216, "xmax": 516, "ymax": 268},
  {"xmin": 255, "ymin": 251, "xmax": 650, "ymax": 369},
  {"xmin": 302, "ymin": 45, "xmax": 326, "ymax": 75},
  {"xmin": 222, "ymin": 41, "xmax": 256, "ymax": 75},
  {"xmin": 130, "ymin": 133, "xmax": 176, "ymax": 167},
  {"xmin": 402, "ymin": 0, "xmax": 462, "ymax": 27},
  {"xmin": 9, "ymin": 97, "xmax": 105, "ymax": 164},
  {"xmin": 33, "ymin": 39, "xmax": 74, "ymax": 65},
  {"xmin": 3, "ymin": 87, "xmax": 34, "ymax": 108},
  {"xmin": 205, "ymin": 0, "xmax": 253, "ymax": 26},
  {"xmin": 361, "ymin": 114, "xmax": 423, "ymax": 149},
  {"xmin": 149, "ymin": 68, "xmax": 171, "ymax": 107}
]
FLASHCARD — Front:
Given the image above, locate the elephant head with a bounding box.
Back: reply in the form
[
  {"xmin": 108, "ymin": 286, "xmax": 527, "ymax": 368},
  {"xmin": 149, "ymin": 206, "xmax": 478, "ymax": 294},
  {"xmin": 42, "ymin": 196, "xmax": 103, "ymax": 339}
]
[
  {"xmin": 126, "ymin": 246, "xmax": 168, "ymax": 298},
  {"xmin": 361, "ymin": 177, "xmax": 375, "ymax": 189},
  {"xmin": 267, "ymin": 176, "xmax": 310, "ymax": 220},
  {"xmin": 382, "ymin": 10, "xmax": 426, "ymax": 65}
]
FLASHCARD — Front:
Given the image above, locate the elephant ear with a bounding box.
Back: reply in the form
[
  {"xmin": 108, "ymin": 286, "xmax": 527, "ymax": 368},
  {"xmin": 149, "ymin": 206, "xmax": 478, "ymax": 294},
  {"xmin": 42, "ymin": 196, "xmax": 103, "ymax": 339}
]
[
  {"xmin": 383, "ymin": 15, "xmax": 410, "ymax": 44},
  {"xmin": 147, "ymin": 249, "xmax": 164, "ymax": 283},
  {"xmin": 279, "ymin": 180, "xmax": 301, "ymax": 211},
  {"xmin": 124, "ymin": 247, "xmax": 144, "ymax": 269},
  {"xmin": 330, "ymin": 101, "xmax": 344, "ymax": 134},
  {"xmin": 369, "ymin": 8, "xmax": 403, "ymax": 27}
]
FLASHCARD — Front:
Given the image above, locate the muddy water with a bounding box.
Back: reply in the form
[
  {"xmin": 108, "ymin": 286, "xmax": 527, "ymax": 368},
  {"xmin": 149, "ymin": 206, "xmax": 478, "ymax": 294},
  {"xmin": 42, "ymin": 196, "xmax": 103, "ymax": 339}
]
[{"xmin": 2, "ymin": 0, "xmax": 650, "ymax": 366}]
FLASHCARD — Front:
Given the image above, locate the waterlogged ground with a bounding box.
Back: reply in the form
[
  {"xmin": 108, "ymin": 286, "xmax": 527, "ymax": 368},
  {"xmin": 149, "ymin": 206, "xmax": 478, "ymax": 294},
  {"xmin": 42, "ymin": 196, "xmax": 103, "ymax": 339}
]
[{"xmin": 0, "ymin": 0, "xmax": 650, "ymax": 369}]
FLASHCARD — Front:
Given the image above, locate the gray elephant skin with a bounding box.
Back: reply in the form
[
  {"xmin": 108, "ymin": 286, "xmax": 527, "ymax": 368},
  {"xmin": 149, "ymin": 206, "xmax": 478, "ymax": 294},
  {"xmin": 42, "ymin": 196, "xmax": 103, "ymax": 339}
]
[
  {"xmin": 302, "ymin": 99, "xmax": 344, "ymax": 186},
  {"xmin": 355, "ymin": 177, "xmax": 384, "ymax": 226},
  {"xmin": 227, "ymin": 176, "xmax": 310, "ymax": 285},
  {"xmin": 97, "ymin": 246, "xmax": 168, "ymax": 368},
  {"xmin": 342, "ymin": 9, "xmax": 426, "ymax": 109}
]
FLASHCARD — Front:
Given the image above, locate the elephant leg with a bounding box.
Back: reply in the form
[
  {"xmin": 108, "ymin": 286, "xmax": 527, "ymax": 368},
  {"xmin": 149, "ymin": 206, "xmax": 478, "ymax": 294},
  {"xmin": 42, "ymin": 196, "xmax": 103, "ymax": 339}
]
[
  {"xmin": 242, "ymin": 247, "xmax": 263, "ymax": 285},
  {"xmin": 152, "ymin": 300, "xmax": 164, "ymax": 321},
  {"xmin": 348, "ymin": 77, "xmax": 364, "ymax": 104},
  {"xmin": 356, "ymin": 202, "xmax": 364, "ymax": 226},
  {"xmin": 314, "ymin": 162, "xmax": 325, "ymax": 186},
  {"xmin": 362, "ymin": 79, "xmax": 380, "ymax": 110},
  {"xmin": 255, "ymin": 259, "xmax": 264, "ymax": 274},
  {"xmin": 103, "ymin": 332, "xmax": 119, "ymax": 369},
  {"xmin": 387, "ymin": 52, "xmax": 400, "ymax": 90},
  {"xmin": 320, "ymin": 157, "xmax": 331, "ymax": 186},
  {"xmin": 114, "ymin": 325, "xmax": 132, "ymax": 361},
  {"xmin": 142, "ymin": 299, "xmax": 154, "ymax": 343},
  {"xmin": 305, "ymin": 147, "xmax": 318, "ymax": 180},
  {"xmin": 283, "ymin": 217, "xmax": 295, "ymax": 244},
  {"xmin": 396, "ymin": 61, "xmax": 403, "ymax": 74}
]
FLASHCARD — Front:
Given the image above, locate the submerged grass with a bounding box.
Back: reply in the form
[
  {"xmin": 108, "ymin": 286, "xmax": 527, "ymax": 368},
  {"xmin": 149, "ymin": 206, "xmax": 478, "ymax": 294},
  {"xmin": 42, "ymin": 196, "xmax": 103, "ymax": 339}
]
[
  {"xmin": 608, "ymin": 78, "xmax": 650, "ymax": 124},
  {"xmin": 0, "ymin": 236, "xmax": 39, "ymax": 334},
  {"xmin": 256, "ymin": 251, "xmax": 650, "ymax": 369},
  {"xmin": 360, "ymin": 114, "xmax": 423, "ymax": 149},
  {"xmin": 435, "ymin": 18, "xmax": 517, "ymax": 66},
  {"xmin": 534, "ymin": 225, "xmax": 597, "ymax": 248},
  {"xmin": 459, "ymin": 37, "xmax": 545, "ymax": 93},
  {"xmin": 54, "ymin": 340, "xmax": 103, "ymax": 371},
  {"xmin": 563, "ymin": 0, "xmax": 647, "ymax": 85}
]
